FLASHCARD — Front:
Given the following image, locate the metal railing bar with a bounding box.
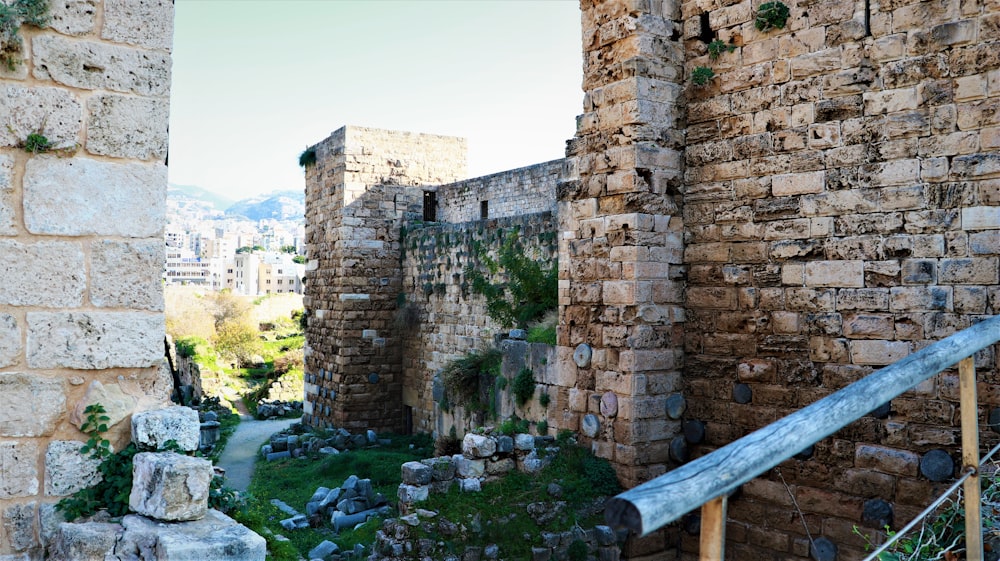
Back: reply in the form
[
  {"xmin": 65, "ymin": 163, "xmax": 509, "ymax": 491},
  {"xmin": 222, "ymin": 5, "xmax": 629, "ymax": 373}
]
[
  {"xmin": 860, "ymin": 467, "xmax": 975, "ymax": 561},
  {"xmin": 980, "ymin": 440, "xmax": 1000, "ymax": 467},
  {"xmin": 605, "ymin": 315, "xmax": 1000, "ymax": 535}
]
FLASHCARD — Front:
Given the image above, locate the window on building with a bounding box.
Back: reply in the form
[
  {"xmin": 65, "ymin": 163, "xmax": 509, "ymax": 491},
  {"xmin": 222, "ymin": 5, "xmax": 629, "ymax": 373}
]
[
  {"xmin": 480, "ymin": 200, "xmax": 489, "ymax": 220},
  {"xmin": 423, "ymin": 191, "xmax": 437, "ymax": 222}
]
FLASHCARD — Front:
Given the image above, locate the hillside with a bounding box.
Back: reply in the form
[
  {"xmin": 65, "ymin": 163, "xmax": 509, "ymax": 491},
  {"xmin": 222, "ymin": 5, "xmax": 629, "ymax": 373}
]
[
  {"xmin": 168, "ymin": 183, "xmax": 236, "ymax": 211},
  {"xmin": 225, "ymin": 190, "xmax": 305, "ymax": 221}
]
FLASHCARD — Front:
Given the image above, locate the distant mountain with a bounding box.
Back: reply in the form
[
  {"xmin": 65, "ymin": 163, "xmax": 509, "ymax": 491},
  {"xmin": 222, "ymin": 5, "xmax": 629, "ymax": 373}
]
[
  {"xmin": 225, "ymin": 190, "xmax": 305, "ymax": 221},
  {"xmin": 168, "ymin": 183, "xmax": 236, "ymax": 211}
]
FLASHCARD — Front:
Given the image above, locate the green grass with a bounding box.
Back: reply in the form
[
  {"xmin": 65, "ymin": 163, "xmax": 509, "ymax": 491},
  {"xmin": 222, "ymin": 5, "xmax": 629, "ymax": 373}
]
[{"xmin": 241, "ymin": 434, "xmax": 433, "ymax": 557}]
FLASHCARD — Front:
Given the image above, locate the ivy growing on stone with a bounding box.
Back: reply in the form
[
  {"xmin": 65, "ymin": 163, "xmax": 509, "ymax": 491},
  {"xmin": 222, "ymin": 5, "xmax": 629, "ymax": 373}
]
[{"xmin": 755, "ymin": 1, "xmax": 790, "ymax": 32}]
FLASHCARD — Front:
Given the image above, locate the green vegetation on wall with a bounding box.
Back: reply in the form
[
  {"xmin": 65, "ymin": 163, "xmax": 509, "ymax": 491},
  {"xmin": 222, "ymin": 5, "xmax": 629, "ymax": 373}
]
[
  {"xmin": 0, "ymin": 0, "xmax": 48, "ymax": 71},
  {"xmin": 465, "ymin": 231, "xmax": 557, "ymax": 328}
]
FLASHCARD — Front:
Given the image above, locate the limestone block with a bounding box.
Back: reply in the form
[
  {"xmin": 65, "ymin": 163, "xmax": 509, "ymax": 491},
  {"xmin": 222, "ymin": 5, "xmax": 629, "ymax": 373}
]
[
  {"xmin": 129, "ymin": 452, "xmax": 212, "ymax": 521},
  {"xmin": 462, "ymin": 433, "xmax": 497, "ymax": 458},
  {"xmin": 23, "ymin": 158, "xmax": 166, "ymax": 237},
  {"xmin": 453, "ymin": 455, "xmax": 486, "ymax": 478},
  {"xmin": 122, "ymin": 510, "xmax": 266, "ymax": 561},
  {"xmin": 514, "ymin": 434, "xmax": 535, "ymax": 451},
  {"xmin": 48, "ymin": 0, "xmax": 99, "ymax": 35},
  {"xmin": 850, "ymin": 340, "xmax": 911, "ymax": 366},
  {"xmin": 87, "ymin": 94, "xmax": 169, "ymax": 160},
  {"xmin": 27, "ymin": 312, "xmax": 163, "ymax": 369},
  {"xmin": 397, "ymin": 483, "xmax": 429, "ymax": 503},
  {"xmin": 0, "ymin": 85, "xmax": 82, "ymax": 149},
  {"xmin": 102, "ymin": 0, "xmax": 174, "ymax": 50},
  {"xmin": 51, "ymin": 521, "xmax": 123, "ymax": 560},
  {"xmin": 0, "ymin": 314, "xmax": 21, "ymax": 368},
  {"xmin": 0, "ymin": 373, "xmax": 65, "ymax": 437},
  {"xmin": 459, "ymin": 478, "xmax": 482, "ymax": 492},
  {"xmin": 0, "ymin": 441, "xmax": 39, "ymax": 499},
  {"xmin": 45, "ymin": 440, "xmax": 103, "ymax": 496},
  {"xmin": 132, "ymin": 407, "xmax": 200, "ymax": 451},
  {"xmin": 0, "ymin": 240, "xmax": 85, "ymax": 306},
  {"xmin": 400, "ymin": 461, "xmax": 432, "ymax": 485},
  {"xmin": 962, "ymin": 206, "xmax": 1000, "ymax": 230},
  {"xmin": 39, "ymin": 503, "xmax": 65, "ymax": 548},
  {"xmin": 32, "ymin": 35, "xmax": 171, "ymax": 96},
  {"xmin": 0, "ymin": 154, "xmax": 14, "ymax": 235},
  {"xmin": 3, "ymin": 501, "xmax": 37, "ymax": 551},
  {"xmin": 70, "ymin": 380, "xmax": 137, "ymax": 431},
  {"xmin": 804, "ymin": 261, "xmax": 864, "ymax": 288},
  {"xmin": 772, "ymin": 171, "xmax": 825, "ymax": 196},
  {"xmin": 90, "ymin": 239, "xmax": 165, "ymax": 310}
]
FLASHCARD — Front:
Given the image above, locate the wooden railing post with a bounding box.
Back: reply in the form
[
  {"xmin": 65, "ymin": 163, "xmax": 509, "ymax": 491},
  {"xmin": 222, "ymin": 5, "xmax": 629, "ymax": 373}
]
[
  {"xmin": 959, "ymin": 356, "xmax": 983, "ymax": 561},
  {"xmin": 700, "ymin": 496, "xmax": 727, "ymax": 560}
]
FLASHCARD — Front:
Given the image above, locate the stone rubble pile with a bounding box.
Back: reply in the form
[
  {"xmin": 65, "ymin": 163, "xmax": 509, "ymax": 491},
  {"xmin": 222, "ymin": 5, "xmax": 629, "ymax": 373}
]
[
  {"xmin": 255, "ymin": 398, "xmax": 303, "ymax": 419},
  {"xmin": 397, "ymin": 432, "xmax": 556, "ymax": 509},
  {"xmin": 261, "ymin": 424, "xmax": 382, "ymax": 461},
  {"xmin": 47, "ymin": 405, "xmax": 266, "ymax": 561}
]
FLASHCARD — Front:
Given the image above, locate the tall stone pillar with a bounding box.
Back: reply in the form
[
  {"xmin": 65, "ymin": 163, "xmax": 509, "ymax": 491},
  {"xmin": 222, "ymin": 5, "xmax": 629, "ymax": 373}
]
[
  {"xmin": 559, "ymin": 0, "xmax": 687, "ymax": 488},
  {"xmin": 303, "ymin": 126, "xmax": 466, "ymax": 433}
]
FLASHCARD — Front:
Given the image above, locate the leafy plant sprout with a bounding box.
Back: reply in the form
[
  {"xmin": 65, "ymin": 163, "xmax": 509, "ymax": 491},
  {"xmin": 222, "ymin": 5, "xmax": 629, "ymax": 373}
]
[
  {"xmin": 707, "ymin": 39, "xmax": 736, "ymax": 60},
  {"xmin": 691, "ymin": 66, "xmax": 715, "ymax": 86},
  {"xmin": 755, "ymin": 1, "xmax": 790, "ymax": 32}
]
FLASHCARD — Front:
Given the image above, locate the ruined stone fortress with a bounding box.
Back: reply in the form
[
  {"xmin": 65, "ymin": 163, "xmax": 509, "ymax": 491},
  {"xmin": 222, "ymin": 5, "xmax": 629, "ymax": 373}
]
[
  {"xmin": 0, "ymin": 0, "xmax": 997, "ymax": 558},
  {"xmin": 302, "ymin": 0, "xmax": 1000, "ymax": 559}
]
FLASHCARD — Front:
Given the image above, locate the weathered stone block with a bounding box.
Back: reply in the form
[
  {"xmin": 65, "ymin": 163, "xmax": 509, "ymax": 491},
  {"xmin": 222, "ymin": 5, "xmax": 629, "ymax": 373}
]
[
  {"xmin": 454, "ymin": 455, "xmax": 486, "ymax": 478},
  {"xmin": 23, "ymin": 158, "xmax": 166, "ymax": 237},
  {"xmin": 889, "ymin": 286, "xmax": 952, "ymax": 312},
  {"xmin": 48, "ymin": 0, "xmax": 99, "ymax": 35},
  {"xmin": 102, "ymin": 0, "xmax": 174, "ymax": 50},
  {"xmin": 27, "ymin": 312, "xmax": 163, "ymax": 369},
  {"xmin": 129, "ymin": 452, "xmax": 212, "ymax": 521},
  {"xmin": 400, "ymin": 461, "xmax": 432, "ymax": 486},
  {"xmin": 850, "ymin": 340, "xmax": 910, "ymax": 365},
  {"xmin": 3, "ymin": 501, "xmax": 37, "ymax": 551},
  {"xmin": 462, "ymin": 434, "xmax": 497, "ymax": 458},
  {"xmin": 132, "ymin": 407, "xmax": 200, "ymax": 451},
  {"xmin": 397, "ymin": 483, "xmax": 429, "ymax": 503},
  {"xmin": 70, "ymin": 380, "xmax": 137, "ymax": 432},
  {"xmin": 51, "ymin": 521, "xmax": 123, "ymax": 560},
  {"xmin": 0, "ymin": 441, "xmax": 39, "ymax": 499},
  {"xmin": 0, "ymin": 85, "xmax": 82, "ymax": 149},
  {"xmin": 122, "ymin": 510, "xmax": 266, "ymax": 561},
  {"xmin": 855, "ymin": 444, "xmax": 919, "ymax": 477},
  {"xmin": 0, "ymin": 154, "xmax": 14, "ymax": 235},
  {"xmin": 91, "ymin": 239, "xmax": 165, "ymax": 310},
  {"xmin": 0, "ymin": 373, "xmax": 65, "ymax": 437},
  {"xmin": 804, "ymin": 261, "xmax": 864, "ymax": 287},
  {"xmin": 32, "ymin": 35, "xmax": 171, "ymax": 95},
  {"xmin": 939, "ymin": 258, "xmax": 998, "ymax": 284},
  {"xmin": 772, "ymin": 171, "xmax": 825, "ymax": 196},
  {"xmin": 0, "ymin": 240, "xmax": 85, "ymax": 307},
  {"xmin": 0, "ymin": 314, "xmax": 21, "ymax": 368},
  {"xmin": 87, "ymin": 94, "xmax": 169, "ymax": 160},
  {"xmin": 45, "ymin": 440, "xmax": 102, "ymax": 496}
]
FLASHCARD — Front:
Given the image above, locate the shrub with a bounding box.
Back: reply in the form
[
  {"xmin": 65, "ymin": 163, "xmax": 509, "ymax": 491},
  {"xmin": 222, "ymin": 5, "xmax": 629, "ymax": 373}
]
[
  {"xmin": 539, "ymin": 393, "xmax": 551, "ymax": 408},
  {"xmin": 707, "ymin": 39, "xmax": 735, "ymax": 60},
  {"xmin": 497, "ymin": 417, "xmax": 530, "ymax": 436},
  {"xmin": 298, "ymin": 146, "xmax": 317, "ymax": 168},
  {"xmin": 512, "ymin": 367, "xmax": 536, "ymax": 407},
  {"xmin": 537, "ymin": 420, "xmax": 548, "ymax": 435},
  {"xmin": 691, "ymin": 66, "xmax": 715, "ymax": 86},
  {"xmin": 440, "ymin": 348, "xmax": 502, "ymax": 413}
]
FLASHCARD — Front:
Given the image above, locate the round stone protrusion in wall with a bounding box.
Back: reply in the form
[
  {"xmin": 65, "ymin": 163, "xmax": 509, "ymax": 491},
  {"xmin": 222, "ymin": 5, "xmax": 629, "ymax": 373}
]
[
  {"xmin": 794, "ymin": 444, "xmax": 814, "ymax": 460},
  {"xmin": 683, "ymin": 420, "xmax": 705, "ymax": 444},
  {"xmin": 869, "ymin": 401, "xmax": 891, "ymax": 419},
  {"xmin": 573, "ymin": 344, "xmax": 592, "ymax": 368},
  {"xmin": 920, "ymin": 449, "xmax": 955, "ymax": 482},
  {"xmin": 862, "ymin": 498, "xmax": 893, "ymax": 528},
  {"xmin": 733, "ymin": 383, "xmax": 752, "ymax": 404},
  {"xmin": 989, "ymin": 407, "xmax": 1000, "ymax": 433},
  {"xmin": 600, "ymin": 392, "xmax": 618, "ymax": 417},
  {"xmin": 581, "ymin": 414, "xmax": 600, "ymax": 438},
  {"xmin": 669, "ymin": 436, "xmax": 688, "ymax": 464},
  {"xmin": 810, "ymin": 537, "xmax": 837, "ymax": 561},
  {"xmin": 368, "ymin": 373, "xmax": 379, "ymax": 384},
  {"xmin": 665, "ymin": 393, "xmax": 686, "ymax": 419}
]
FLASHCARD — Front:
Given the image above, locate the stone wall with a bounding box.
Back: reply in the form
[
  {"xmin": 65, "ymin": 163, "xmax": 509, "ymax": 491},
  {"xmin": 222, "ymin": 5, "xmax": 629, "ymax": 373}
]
[
  {"xmin": 303, "ymin": 126, "xmax": 467, "ymax": 433},
  {"xmin": 0, "ymin": 0, "xmax": 173, "ymax": 556},
  {"xmin": 398, "ymin": 214, "xmax": 558, "ymax": 436},
  {"xmin": 436, "ymin": 159, "xmax": 565, "ymax": 223},
  {"xmin": 674, "ymin": 0, "xmax": 1000, "ymax": 558}
]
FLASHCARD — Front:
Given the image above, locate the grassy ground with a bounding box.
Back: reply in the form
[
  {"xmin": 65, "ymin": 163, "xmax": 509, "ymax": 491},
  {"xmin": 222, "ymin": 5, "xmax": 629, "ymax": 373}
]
[{"xmin": 231, "ymin": 432, "xmax": 620, "ymax": 560}]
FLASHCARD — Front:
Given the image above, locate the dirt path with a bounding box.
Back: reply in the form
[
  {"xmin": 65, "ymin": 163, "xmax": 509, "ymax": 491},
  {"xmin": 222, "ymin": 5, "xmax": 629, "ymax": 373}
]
[{"xmin": 217, "ymin": 416, "xmax": 298, "ymax": 492}]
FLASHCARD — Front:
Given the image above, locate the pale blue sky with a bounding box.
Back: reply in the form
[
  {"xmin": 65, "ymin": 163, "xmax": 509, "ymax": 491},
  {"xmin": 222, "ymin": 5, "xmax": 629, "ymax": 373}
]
[{"xmin": 168, "ymin": 0, "xmax": 584, "ymax": 200}]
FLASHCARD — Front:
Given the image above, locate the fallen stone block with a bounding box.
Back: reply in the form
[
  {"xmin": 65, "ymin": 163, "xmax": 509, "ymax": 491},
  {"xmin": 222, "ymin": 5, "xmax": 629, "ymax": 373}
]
[
  {"xmin": 50, "ymin": 521, "xmax": 122, "ymax": 560},
  {"xmin": 132, "ymin": 407, "xmax": 200, "ymax": 452},
  {"xmin": 129, "ymin": 452, "xmax": 212, "ymax": 522},
  {"xmin": 308, "ymin": 539, "xmax": 339, "ymax": 559},
  {"xmin": 459, "ymin": 478, "xmax": 482, "ymax": 493},
  {"xmin": 122, "ymin": 509, "xmax": 266, "ymax": 561},
  {"xmin": 266, "ymin": 450, "xmax": 291, "ymax": 461},
  {"xmin": 401, "ymin": 461, "xmax": 433, "ymax": 485},
  {"xmin": 462, "ymin": 433, "xmax": 497, "ymax": 458},
  {"xmin": 397, "ymin": 483, "xmax": 429, "ymax": 504},
  {"xmin": 279, "ymin": 514, "xmax": 309, "ymax": 530}
]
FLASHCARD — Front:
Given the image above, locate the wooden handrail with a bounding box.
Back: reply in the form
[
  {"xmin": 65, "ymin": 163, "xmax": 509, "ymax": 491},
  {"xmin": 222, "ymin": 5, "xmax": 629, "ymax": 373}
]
[{"xmin": 606, "ymin": 315, "xmax": 1000, "ymax": 536}]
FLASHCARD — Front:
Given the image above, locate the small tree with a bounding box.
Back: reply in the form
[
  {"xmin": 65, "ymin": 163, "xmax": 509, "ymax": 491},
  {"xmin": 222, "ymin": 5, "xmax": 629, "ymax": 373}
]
[
  {"xmin": 465, "ymin": 232, "xmax": 557, "ymax": 328},
  {"xmin": 213, "ymin": 318, "xmax": 260, "ymax": 368}
]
